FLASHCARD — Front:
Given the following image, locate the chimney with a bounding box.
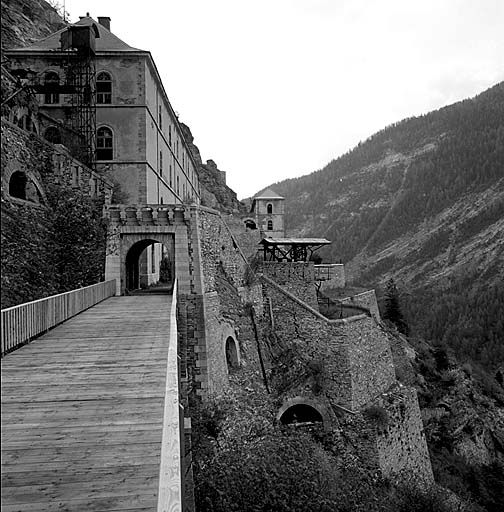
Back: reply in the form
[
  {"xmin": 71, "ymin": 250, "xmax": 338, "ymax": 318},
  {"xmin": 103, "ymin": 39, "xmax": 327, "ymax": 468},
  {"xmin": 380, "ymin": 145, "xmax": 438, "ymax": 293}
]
[{"xmin": 98, "ymin": 17, "xmax": 111, "ymax": 31}]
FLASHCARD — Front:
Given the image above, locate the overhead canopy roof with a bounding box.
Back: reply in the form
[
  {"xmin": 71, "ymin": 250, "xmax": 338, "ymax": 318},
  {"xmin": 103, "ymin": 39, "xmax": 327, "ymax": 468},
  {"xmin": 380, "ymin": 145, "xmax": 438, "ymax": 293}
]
[
  {"xmin": 260, "ymin": 237, "xmax": 331, "ymax": 262},
  {"xmin": 260, "ymin": 238, "xmax": 330, "ymax": 246}
]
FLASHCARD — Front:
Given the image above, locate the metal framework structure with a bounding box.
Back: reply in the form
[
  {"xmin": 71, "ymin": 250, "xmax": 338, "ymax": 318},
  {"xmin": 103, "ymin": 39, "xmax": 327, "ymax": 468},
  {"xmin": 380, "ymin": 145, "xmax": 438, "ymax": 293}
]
[
  {"xmin": 60, "ymin": 25, "xmax": 98, "ymax": 170},
  {"xmin": 260, "ymin": 238, "xmax": 331, "ymax": 262}
]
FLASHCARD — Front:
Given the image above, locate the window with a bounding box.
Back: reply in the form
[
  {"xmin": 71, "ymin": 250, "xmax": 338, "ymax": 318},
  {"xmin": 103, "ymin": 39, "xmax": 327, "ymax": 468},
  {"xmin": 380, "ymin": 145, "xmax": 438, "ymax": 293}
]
[
  {"xmin": 267, "ymin": 203, "xmax": 273, "ymax": 214},
  {"xmin": 169, "ymin": 163, "xmax": 173, "ymax": 186},
  {"xmin": 158, "ymin": 105, "xmax": 162, "ymax": 129},
  {"xmin": 96, "ymin": 127, "xmax": 113, "ymax": 160},
  {"xmin": 44, "ymin": 72, "xmax": 59, "ymax": 104},
  {"xmin": 267, "ymin": 220, "xmax": 273, "ymax": 231},
  {"xmin": 96, "ymin": 72, "xmax": 112, "ymax": 104},
  {"xmin": 151, "ymin": 245, "xmax": 155, "ymax": 273},
  {"xmin": 44, "ymin": 127, "xmax": 61, "ymax": 144},
  {"xmin": 159, "ymin": 151, "xmax": 163, "ymax": 177},
  {"xmin": 168, "ymin": 125, "xmax": 172, "ymax": 146},
  {"xmin": 177, "ymin": 175, "xmax": 180, "ymax": 195}
]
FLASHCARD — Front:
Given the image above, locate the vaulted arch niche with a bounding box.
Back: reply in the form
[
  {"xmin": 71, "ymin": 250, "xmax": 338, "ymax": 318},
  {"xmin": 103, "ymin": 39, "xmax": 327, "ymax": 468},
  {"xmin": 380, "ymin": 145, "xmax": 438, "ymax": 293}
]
[{"xmin": 8, "ymin": 171, "xmax": 44, "ymax": 204}]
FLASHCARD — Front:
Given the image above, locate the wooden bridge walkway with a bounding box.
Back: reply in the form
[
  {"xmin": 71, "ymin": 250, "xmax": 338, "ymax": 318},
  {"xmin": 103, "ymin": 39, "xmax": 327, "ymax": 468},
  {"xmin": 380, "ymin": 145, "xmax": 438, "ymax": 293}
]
[{"xmin": 1, "ymin": 295, "xmax": 180, "ymax": 512}]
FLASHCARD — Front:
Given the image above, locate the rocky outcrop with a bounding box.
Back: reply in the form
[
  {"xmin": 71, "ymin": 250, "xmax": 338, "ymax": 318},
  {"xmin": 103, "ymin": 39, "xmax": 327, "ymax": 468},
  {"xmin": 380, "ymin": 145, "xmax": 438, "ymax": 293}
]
[
  {"xmin": 180, "ymin": 122, "xmax": 245, "ymax": 213},
  {"xmin": 1, "ymin": 0, "xmax": 66, "ymax": 50}
]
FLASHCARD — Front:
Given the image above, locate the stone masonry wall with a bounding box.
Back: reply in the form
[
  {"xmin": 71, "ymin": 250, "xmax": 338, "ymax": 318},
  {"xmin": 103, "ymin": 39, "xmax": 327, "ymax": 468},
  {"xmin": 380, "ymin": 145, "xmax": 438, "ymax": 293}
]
[
  {"xmin": 341, "ymin": 289, "xmax": 381, "ymax": 321},
  {"xmin": 261, "ymin": 276, "xmax": 395, "ymax": 410},
  {"xmin": 196, "ymin": 207, "xmax": 247, "ymax": 293},
  {"xmin": 1, "ymin": 120, "xmax": 112, "ymax": 203},
  {"xmin": 346, "ymin": 318, "xmax": 396, "ymax": 409},
  {"xmin": 375, "ymin": 385, "xmax": 434, "ymax": 484},
  {"xmin": 261, "ymin": 262, "xmax": 319, "ymax": 309}
]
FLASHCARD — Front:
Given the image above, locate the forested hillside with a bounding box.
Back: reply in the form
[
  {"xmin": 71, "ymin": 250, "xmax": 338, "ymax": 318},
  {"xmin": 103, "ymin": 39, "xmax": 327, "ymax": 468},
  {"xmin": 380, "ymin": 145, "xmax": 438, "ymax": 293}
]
[{"xmin": 258, "ymin": 83, "xmax": 504, "ymax": 373}]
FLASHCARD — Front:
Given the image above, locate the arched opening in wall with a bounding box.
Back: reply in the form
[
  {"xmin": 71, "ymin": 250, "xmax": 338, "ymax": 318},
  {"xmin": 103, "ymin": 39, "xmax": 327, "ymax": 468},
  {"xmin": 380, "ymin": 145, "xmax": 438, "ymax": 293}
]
[
  {"xmin": 125, "ymin": 237, "xmax": 175, "ymax": 293},
  {"xmin": 44, "ymin": 126, "xmax": 61, "ymax": 144},
  {"xmin": 267, "ymin": 203, "xmax": 273, "ymax": 214},
  {"xmin": 225, "ymin": 336, "xmax": 239, "ymax": 372},
  {"xmin": 280, "ymin": 404, "xmax": 323, "ymax": 427},
  {"xmin": 8, "ymin": 171, "xmax": 44, "ymax": 203},
  {"xmin": 244, "ymin": 218, "xmax": 257, "ymax": 230},
  {"xmin": 9, "ymin": 171, "xmax": 28, "ymax": 200}
]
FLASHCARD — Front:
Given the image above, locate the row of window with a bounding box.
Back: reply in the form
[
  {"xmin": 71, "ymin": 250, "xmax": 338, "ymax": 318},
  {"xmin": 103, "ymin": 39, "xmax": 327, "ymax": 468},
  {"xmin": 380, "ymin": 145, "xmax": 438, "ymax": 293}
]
[{"xmin": 43, "ymin": 71, "xmax": 112, "ymax": 105}]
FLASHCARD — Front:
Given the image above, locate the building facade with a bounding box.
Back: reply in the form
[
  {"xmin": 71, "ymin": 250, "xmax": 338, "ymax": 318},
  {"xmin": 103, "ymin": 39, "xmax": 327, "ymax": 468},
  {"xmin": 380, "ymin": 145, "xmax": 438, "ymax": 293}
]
[
  {"xmin": 6, "ymin": 15, "xmax": 202, "ymax": 289},
  {"xmin": 5, "ymin": 15, "xmax": 201, "ymax": 206},
  {"xmin": 250, "ymin": 187, "xmax": 285, "ymax": 238}
]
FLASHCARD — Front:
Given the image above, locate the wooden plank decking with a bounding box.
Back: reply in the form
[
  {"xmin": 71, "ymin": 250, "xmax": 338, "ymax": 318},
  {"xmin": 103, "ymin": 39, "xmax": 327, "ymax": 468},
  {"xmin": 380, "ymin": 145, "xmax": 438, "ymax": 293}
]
[{"xmin": 1, "ymin": 295, "xmax": 174, "ymax": 512}]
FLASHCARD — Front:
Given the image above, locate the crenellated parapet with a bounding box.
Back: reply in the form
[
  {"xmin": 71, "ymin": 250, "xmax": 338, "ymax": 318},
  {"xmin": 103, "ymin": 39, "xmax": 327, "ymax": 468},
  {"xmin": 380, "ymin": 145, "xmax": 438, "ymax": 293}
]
[{"xmin": 105, "ymin": 204, "xmax": 189, "ymax": 227}]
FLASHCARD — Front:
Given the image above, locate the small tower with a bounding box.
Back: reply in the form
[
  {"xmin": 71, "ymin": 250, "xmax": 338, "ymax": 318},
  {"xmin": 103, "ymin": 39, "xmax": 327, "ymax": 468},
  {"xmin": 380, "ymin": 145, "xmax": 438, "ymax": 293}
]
[{"xmin": 251, "ymin": 188, "xmax": 285, "ymax": 238}]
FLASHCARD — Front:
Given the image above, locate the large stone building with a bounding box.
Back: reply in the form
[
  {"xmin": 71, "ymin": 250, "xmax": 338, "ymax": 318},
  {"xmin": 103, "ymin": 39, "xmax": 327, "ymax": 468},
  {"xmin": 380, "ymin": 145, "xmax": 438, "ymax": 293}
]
[
  {"xmin": 5, "ymin": 15, "xmax": 200, "ymax": 206},
  {"xmin": 5, "ymin": 15, "xmax": 202, "ymax": 288}
]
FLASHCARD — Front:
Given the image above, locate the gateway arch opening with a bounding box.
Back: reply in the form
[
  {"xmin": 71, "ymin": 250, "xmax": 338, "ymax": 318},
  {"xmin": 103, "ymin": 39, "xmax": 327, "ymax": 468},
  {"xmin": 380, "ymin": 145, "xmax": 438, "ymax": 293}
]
[{"xmin": 125, "ymin": 237, "xmax": 175, "ymax": 293}]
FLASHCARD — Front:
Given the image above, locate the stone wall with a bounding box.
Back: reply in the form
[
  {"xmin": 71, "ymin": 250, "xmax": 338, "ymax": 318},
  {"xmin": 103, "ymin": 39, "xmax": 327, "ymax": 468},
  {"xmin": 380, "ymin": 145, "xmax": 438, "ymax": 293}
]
[
  {"xmin": 1, "ymin": 120, "xmax": 112, "ymax": 203},
  {"xmin": 341, "ymin": 289, "xmax": 381, "ymax": 321},
  {"xmin": 196, "ymin": 207, "xmax": 248, "ymax": 293},
  {"xmin": 261, "ymin": 276, "xmax": 395, "ymax": 410},
  {"xmin": 261, "ymin": 262, "xmax": 319, "ymax": 310},
  {"xmin": 375, "ymin": 385, "xmax": 434, "ymax": 484}
]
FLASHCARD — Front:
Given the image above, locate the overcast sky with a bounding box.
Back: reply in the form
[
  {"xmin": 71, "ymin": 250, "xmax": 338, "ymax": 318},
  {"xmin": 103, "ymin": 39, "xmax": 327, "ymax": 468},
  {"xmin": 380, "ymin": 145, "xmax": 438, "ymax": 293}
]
[{"xmin": 63, "ymin": 0, "xmax": 504, "ymax": 199}]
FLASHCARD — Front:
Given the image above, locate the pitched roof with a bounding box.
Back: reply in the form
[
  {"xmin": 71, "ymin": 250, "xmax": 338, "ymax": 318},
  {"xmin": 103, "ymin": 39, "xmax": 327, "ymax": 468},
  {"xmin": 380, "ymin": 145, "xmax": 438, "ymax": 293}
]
[
  {"xmin": 8, "ymin": 16, "xmax": 144, "ymax": 53},
  {"xmin": 254, "ymin": 188, "xmax": 284, "ymax": 200}
]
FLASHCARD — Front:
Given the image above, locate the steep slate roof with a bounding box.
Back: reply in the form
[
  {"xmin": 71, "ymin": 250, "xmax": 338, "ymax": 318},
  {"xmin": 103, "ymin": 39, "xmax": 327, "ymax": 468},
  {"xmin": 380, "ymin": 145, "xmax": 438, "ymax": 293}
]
[
  {"xmin": 254, "ymin": 187, "xmax": 284, "ymax": 200},
  {"xmin": 8, "ymin": 16, "xmax": 144, "ymax": 53}
]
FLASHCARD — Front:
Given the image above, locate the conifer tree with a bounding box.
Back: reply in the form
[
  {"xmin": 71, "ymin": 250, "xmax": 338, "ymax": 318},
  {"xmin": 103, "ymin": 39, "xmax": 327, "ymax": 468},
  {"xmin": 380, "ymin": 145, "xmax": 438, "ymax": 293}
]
[{"xmin": 383, "ymin": 278, "xmax": 408, "ymax": 335}]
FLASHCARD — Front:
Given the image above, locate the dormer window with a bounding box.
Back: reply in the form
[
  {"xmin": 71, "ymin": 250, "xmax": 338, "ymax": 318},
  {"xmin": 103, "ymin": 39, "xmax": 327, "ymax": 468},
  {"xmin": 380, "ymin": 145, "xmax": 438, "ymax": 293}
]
[
  {"xmin": 96, "ymin": 72, "xmax": 112, "ymax": 104},
  {"xmin": 44, "ymin": 72, "xmax": 59, "ymax": 104}
]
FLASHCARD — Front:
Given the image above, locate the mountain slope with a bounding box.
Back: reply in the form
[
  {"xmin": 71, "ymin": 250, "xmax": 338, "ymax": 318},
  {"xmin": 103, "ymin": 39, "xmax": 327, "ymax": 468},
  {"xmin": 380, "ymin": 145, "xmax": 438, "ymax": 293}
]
[
  {"xmin": 257, "ymin": 83, "xmax": 504, "ymax": 373},
  {"xmin": 260, "ymin": 83, "xmax": 503, "ymax": 289}
]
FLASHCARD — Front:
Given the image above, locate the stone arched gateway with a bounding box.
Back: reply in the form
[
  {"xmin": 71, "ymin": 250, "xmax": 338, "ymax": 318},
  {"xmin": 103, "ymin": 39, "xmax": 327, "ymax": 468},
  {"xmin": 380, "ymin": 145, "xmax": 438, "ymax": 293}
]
[
  {"xmin": 277, "ymin": 397, "xmax": 330, "ymax": 430},
  {"xmin": 105, "ymin": 205, "xmax": 192, "ymax": 295}
]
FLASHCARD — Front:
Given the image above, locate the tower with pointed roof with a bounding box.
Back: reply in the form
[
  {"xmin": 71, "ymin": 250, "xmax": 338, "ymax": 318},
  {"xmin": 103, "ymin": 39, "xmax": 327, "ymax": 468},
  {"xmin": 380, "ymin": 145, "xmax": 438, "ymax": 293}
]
[
  {"xmin": 5, "ymin": 15, "xmax": 200, "ymax": 206},
  {"xmin": 251, "ymin": 187, "xmax": 285, "ymax": 238}
]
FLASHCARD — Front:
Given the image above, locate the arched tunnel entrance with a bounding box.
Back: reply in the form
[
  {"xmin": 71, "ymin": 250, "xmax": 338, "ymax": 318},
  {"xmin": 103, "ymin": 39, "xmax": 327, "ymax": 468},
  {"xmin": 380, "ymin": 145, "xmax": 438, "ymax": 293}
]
[
  {"xmin": 125, "ymin": 237, "xmax": 175, "ymax": 293},
  {"xmin": 280, "ymin": 404, "xmax": 323, "ymax": 426}
]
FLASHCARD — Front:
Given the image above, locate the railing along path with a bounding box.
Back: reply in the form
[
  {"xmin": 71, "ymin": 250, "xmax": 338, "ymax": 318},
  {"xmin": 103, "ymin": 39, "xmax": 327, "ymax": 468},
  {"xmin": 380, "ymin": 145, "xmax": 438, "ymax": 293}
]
[{"xmin": 1, "ymin": 279, "xmax": 116, "ymax": 356}]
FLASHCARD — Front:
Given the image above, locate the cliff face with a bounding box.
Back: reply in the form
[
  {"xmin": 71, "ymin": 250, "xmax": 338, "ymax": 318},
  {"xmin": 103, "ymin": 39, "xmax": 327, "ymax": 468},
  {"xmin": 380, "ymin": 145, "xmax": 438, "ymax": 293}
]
[
  {"xmin": 1, "ymin": 0, "xmax": 66, "ymax": 50},
  {"xmin": 180, "ymin": 123, "xmax": 245, "ymax": 213}
]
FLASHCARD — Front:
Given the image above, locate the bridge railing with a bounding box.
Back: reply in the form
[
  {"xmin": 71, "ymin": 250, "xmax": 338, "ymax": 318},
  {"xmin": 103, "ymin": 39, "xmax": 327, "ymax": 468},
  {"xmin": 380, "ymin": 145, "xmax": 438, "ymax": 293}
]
[
  {"xmin": 1, "ymin": 280, "xmax": 116, "ymax": 357},
  {"xmin": 157, "ymin": 278, "xmax": 183, "ymax": 510}
]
